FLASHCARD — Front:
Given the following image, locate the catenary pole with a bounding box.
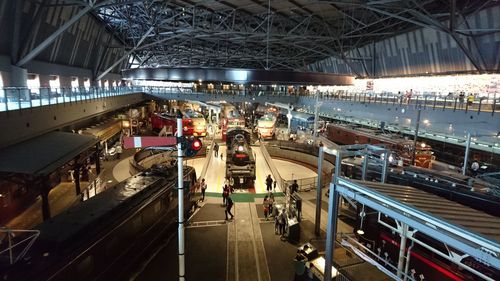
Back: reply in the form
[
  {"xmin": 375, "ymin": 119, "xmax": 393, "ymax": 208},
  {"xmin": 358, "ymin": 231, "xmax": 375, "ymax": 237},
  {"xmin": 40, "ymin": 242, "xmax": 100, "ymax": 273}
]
[
  {"xmin": 462, "ymin": 131, "xmax": 471, "ymax": 176},
  {"xmin": 177, "ymin": 110, "xmax": 185, "ymax": 281}
]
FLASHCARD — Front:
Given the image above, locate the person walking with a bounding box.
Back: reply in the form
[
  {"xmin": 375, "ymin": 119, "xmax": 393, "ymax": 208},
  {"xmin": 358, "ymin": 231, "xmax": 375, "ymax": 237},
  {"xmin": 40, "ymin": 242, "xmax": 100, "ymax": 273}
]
[
  {"xmin": 266, "ymin": 175, "xmax": 273, "ymax": 192},
  {"xmin": 214, "ymin": 142, "xmax": 219, "ymax": 157},
  {"xmin": 200, "ymin": 178, "xmax": 207, "ymax": 202},
  {"xmin": 222, "ymin": 184, "xmax": 229, "ymax": 205},
  {"xmin": 225, "ymin": 196, "xmax": 234, "ymax": 220}
]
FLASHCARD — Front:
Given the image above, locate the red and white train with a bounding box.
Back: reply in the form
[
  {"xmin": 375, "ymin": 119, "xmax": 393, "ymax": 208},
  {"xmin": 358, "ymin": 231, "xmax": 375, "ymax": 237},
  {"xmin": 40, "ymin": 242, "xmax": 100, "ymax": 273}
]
[{"xmin": 151, "ymin": 110, "xmax": 207, "ymax": 137}]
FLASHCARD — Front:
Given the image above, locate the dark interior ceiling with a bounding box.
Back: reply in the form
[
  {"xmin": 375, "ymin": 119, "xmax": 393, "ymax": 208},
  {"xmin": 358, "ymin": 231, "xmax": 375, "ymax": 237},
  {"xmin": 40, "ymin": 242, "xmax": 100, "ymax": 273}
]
[{"xmin": 82, "ymin": 0, "xmax": 496, "ymax": 70}]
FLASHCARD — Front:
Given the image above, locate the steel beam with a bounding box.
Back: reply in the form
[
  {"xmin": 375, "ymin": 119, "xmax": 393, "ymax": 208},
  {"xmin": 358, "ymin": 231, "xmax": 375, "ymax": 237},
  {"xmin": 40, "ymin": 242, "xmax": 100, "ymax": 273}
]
[
  {"xmin": 17, "ymin": 4, "xmax": 95, "ymax": 67},
  {"xmin": 335, "ymin": 178, "xmax": 500, "ymax": 270},
  {"xmin": 96, "ymin": 26, "xmax": 155, "ymax": 81}
]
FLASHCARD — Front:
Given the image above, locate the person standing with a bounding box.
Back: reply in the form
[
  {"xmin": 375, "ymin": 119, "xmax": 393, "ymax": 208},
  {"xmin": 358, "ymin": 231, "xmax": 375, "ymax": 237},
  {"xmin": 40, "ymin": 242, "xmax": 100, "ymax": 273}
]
[
  {"xmin": 200, "ymin": 178, "xmax": 207, "ymax": 202},
  {"xmin": 471, "ymin": 161, "xmax": 480, "ymax": 177},
  {"xmin": 290, "ymin": 180, "xmax": 299, "ymax": 194},
  {"xmin": 268, "ymin": 192, "xmax": 275, "ymax": 216},
  {"xmin": 214, "ymin": 142, "xmax": 219, "ymax": 157},
  {"xmin": 273, "ymin": 180, "xmax": 277, "ymax": 191},
  {"xmin": 225, "ymin": 196, "xmax": 234, "ymax": 220},
  {"xmin": 278, "ymin": 210, "xmax": 286, "ymax": 237},
  {"xmin": 266, "ymin": 175, "xmax": 273, "ymax": 192},
  {"xmin": 116, "ymin": 144, "xmax": 123, "ymax": 159}
]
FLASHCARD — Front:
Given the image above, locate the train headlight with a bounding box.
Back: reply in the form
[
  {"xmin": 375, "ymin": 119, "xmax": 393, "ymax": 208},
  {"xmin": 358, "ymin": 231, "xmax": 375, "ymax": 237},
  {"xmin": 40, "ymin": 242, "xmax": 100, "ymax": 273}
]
[{"xmin": 238, "ymin": 146, "xmax": 244, "ymax": 152}]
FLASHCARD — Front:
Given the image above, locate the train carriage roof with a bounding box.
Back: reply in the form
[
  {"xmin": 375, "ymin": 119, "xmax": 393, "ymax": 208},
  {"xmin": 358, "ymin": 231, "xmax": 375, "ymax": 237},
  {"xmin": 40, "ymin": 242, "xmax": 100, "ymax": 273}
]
[
  {"xmin": 34, "ymin": 173, "xmax": 169, "ymax": 247},
  {"xmin": 357, "ymin": 180, "xmax": 500, "ymax": 242},
  {"xmin": 291, "ymin": 111, "xmax": 315, "ymax": 122}
]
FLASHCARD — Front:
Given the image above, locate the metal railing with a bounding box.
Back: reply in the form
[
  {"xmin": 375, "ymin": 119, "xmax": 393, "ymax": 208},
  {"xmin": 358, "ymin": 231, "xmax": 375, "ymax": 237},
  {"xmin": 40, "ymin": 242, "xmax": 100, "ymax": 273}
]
[
  {"xmin": 0, "ymin": 228, "xmax": 40, "ymax": 265},
  {"xmin": 0, "ymin": 86, "xmax": 144, "ymax": 112},
  {"xmin": 302, "ymin": 91, "xmax": 499, "ymax": 114}
]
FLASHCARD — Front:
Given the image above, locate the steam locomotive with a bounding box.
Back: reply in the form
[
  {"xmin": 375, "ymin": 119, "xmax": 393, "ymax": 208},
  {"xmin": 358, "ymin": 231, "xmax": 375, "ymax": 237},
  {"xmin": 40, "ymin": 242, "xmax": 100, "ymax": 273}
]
[
  {"xmin": 1, "ymin": 167, "xmax": 198, "ymax": 281},
  {"xmin": 226, "ymin": 128, "xmax": 256, "ymax": 189}
]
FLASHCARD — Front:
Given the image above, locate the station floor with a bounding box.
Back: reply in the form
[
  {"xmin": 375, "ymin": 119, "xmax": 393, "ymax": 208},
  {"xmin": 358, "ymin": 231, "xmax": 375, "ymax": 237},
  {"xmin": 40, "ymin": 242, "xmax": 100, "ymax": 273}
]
[{"xmin": 5, "ymin": 141, "xmax": 361, "ymax": 281}]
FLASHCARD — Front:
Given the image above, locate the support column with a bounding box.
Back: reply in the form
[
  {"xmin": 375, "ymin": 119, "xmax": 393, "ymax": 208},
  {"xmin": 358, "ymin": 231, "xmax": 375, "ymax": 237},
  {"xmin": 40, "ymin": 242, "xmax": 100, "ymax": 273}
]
[
  {"xmin": 462, "ymin": 132, "xmax": 471, "ymax": 176},
  {"xmin": 9, "ymin": 65, "xmax": 28, "ymax": 87},
  {"xmin": 361, "ymin": 155, "xmax": 369, "ymax": 181},
  {"xmin": 74, "ymin": 165, "xmax": 81, "ymax": 196},
  {"xmin": 95, "ymin": 143, "xmax": 101, "ymax": 174},
  {"xmin": 397, "ymin": 223, "xmax": 409, "ymax": 279},
  {"xmin": 315, "ymin": 144, "xmax": 324, "ymax": 236},
  {"xmin": 411, "ymin": 107, "xmax": 421, "ymax": 166},
  {"xmin": 40, "ymin": 178, "xmax": 51, "ymax": 221},
  {"xmin": 286, "ymin": 110, "xmax": 292, "ymax": 132},
  {"xmin": 324, "ymin": 153, "xmax": 342, "ymax": 281}
]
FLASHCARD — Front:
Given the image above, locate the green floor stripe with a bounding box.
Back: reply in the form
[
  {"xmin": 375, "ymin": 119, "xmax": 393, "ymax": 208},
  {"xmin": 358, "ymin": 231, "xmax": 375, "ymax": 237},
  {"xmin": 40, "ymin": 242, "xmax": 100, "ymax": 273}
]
[{"xmin": 202, "ymin": 191, "xmax": 285, "ymax": 202}]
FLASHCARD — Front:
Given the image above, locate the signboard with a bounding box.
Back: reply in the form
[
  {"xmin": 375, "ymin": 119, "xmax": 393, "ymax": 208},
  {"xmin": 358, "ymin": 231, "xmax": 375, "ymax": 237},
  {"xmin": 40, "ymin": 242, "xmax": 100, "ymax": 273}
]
[{"xmin": 123, "ymin": 136, "xmax": 177, "ymax": 149}]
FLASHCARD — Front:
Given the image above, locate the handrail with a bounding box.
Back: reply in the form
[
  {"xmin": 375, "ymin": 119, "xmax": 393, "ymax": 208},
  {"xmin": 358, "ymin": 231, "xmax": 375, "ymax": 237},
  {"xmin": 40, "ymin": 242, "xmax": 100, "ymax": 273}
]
[
  {"xmin": 0, "ymin": 228, "xmax": 40, "ymax": 265},
  {"xmin": 198, "ymin": 141, "xmax": 214, "ymax": 181},
  {"xmin": 335, "ymin": 177, "xmax": 500, "ymax": 270},
  {"xmin": 259, "ymin": 142, "xmax": 284, "ymax": 192}
]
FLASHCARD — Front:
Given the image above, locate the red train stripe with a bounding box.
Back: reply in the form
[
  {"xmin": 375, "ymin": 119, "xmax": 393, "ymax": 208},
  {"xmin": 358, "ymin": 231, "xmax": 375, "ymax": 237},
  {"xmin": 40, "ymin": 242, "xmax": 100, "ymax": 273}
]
[{"xmin": 380, "ymin": 233, "xmax": 464, "ymax": 281}]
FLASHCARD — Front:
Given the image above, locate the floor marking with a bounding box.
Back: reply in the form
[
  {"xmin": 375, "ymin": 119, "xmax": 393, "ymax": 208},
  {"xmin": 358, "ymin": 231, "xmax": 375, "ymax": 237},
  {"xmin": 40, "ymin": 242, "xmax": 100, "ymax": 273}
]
[{"xmin": 248, "ymin": 203, "xmax": 263, "ymax": 281}]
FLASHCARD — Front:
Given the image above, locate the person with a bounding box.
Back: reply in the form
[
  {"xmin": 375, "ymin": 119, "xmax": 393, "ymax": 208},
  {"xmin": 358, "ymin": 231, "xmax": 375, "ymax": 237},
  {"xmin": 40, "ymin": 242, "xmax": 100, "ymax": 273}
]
[
  {"xmin": 263, "ymin": 195, "xmax": 269, "ymax": 220},
  {"xmin": 290, "ymin": 180, "xmax": 299, "ymax": 194},
  {"xmin": 213, "ymin": 142, "xmax": 219, "ymax": 157},
  {"xmin": 225, "ymin": 196, "xmax": 234, "ymax": 220},
  {"xmin": 471, "ymin": 161, "xmax": 480, "ymax": 177},
  {"xmin": 268, "ymin": 192, "xmax": 275, "ymax": 216},
  {"xmin": 266, "ymin": 175, "xmax": 273, "ymax": 192},
  {"xmin": 467, "ymin": 93, "xmax": 474, "ymax": 106},
  {"xmin": 274, "ymin": 212, "xmax": 280, "ymax": 234},
  {"xmin": 200, "ymin": 178, "xmax": 207, "ymax": 202},
  {"xmin": 222, "ymin": 184, "xmax": 230, "ymax": 205},
  {"xmin": 116, "ymin": 144, "xmax": 123, "ymax": 159},
  {"xmin": 220, "ymin": 152, "xmax": 224, "ymax": 160},
  {"xmin": 224, "ymin": 176, "xmax": 234, "ymax": 193},
  {"xmin": 273, "ymin": 180, "xmax": 277, "ymax": 191},
  {"xmin": 458, "ymin": 92, "xmax": 465, "ymax": 108},
  {"xmin": 278, "ymin": 210, "xmax": 286, "ymax": 237}
]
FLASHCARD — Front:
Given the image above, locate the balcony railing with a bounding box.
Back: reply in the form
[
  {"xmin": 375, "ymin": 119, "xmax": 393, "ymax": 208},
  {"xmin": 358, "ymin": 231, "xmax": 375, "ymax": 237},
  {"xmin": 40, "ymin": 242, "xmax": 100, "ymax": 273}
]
[
  {"xmin": 301, "ymin": 91, "xmax": 499, "ymax": 114},
  {"xmin": 0, "ymin": 86, "xmax": 145, "ymax": 112}
]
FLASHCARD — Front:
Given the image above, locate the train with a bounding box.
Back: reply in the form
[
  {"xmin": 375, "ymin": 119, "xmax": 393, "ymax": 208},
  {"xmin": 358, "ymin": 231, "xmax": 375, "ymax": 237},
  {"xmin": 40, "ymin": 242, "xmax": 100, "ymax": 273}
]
[
  {"xmin": 358, "ymin": 205, "xmax": 499, "ymax": 281},
  {"xmin": 225, "ymin": 128, "xmax": 256, "ymax": 189},
  {"xmin": 326, "ymin": 123, "xmax": 433, "ymax": 168},
  {"xmin": 289, "ymin": 111, "xmax": 325, "ymax": 134},
  {"xmin": 0, "ymin": 166, "xmax": 198, "ymax": 281},
  {"xmin": 183, "ymin": 109, "xmax": 207, "ymax": 137},
  {"xmin": 256, "ymin": 114, "xmax": 277, "ymax": 139},
  {"xmin": 221, "ymin": 105, "xmax": 245, "ymax": 141},
  {"xmin": 150, "ymin": 111, "xmax": 206, "ymax": 137}
]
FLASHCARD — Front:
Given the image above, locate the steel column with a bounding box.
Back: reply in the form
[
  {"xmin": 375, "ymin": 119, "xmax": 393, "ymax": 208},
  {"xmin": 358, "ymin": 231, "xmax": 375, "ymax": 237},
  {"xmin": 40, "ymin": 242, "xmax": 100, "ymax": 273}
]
[
  {"xmin": 411, "ymin": 107, "xmax": 421, "ymax": 166},
  {"xmin": 462, "ymin": 132, "xmax": 471, "ymax": 176},
  {"xmin": 324, "ymin": 153, "xmax": 342, "ymax": 281},
  {"xmin": 397, "ymin": 223, "xmax": 409, "ymax": 279},
  {"xmin": 177, "ymin": 110, "xmax": 185, "ymax": 281},
  {"xmin": 315, "ymin": 145, "xmax": 324, "ymax": 236}
]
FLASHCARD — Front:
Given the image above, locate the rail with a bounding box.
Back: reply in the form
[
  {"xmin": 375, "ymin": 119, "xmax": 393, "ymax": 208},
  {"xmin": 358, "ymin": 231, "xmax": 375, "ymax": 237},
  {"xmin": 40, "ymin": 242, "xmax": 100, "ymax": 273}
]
[
  {"xmin": 198, "ymin": 141, "xmax": 214, "ymax": 181},
  {"xmin": 0, "ymin": 228, "xmax": 40, "ymax": 265},
  {"xmin": 259, "ymin": 142, "xmax": 284, "ymax": 192},
  {"xmin": 262, "ymin": 141, "xmax": 333, "ymax": 192},
  {"xmin": 301, "ymin": 91, "xmax": 499, "ymax": 114}
]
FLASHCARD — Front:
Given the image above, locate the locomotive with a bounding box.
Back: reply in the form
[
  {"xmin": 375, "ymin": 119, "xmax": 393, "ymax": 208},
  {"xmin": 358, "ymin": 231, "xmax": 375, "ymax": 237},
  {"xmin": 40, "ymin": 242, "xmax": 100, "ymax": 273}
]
[
  {"xmin": 226, "ymin": 128, "xmax": 256, "ymax": 189},
  {"xmin": 0, "ymin": 166, "xmax": 198, "ymax": 281}
]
